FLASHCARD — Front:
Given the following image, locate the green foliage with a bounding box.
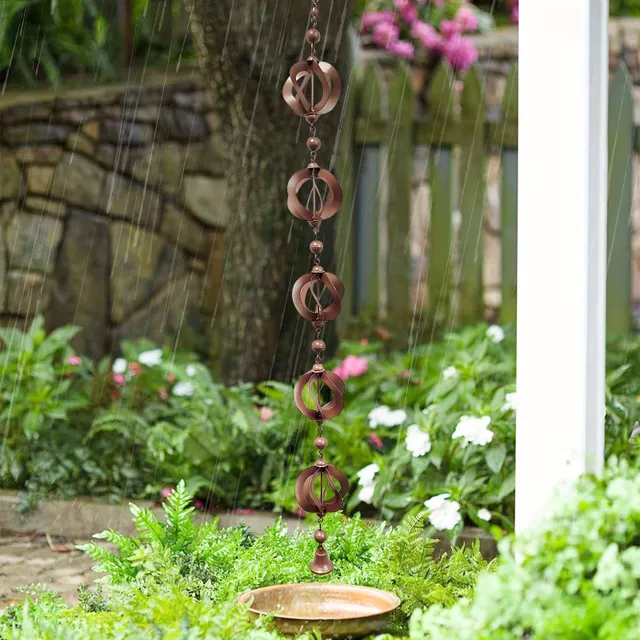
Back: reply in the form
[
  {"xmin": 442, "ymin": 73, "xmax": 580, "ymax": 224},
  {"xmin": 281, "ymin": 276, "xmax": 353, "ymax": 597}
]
[
  {"xmin": 410, "ymin": 456, "xmax": 640, "ymax": 639},
  {"xmin": 0, "ymin": 482, "xmax": 487, "ymax": 639},
  {"xmin": 610, "ymin": 0, "xmax": 640, "ymax": 17},
  {"xmin": 5, "ymin": 318, "xmax": 640, "ymax": 543},
  {"xmin": 0, "ymin": 0, "xmax": 192, "ymax": 86}
]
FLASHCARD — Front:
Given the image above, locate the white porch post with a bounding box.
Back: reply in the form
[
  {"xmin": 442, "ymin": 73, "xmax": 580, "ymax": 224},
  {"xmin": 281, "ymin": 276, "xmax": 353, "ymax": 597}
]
[{"xmin": 516, "ymin": 0, "xmax": 608, "ymax": 533}]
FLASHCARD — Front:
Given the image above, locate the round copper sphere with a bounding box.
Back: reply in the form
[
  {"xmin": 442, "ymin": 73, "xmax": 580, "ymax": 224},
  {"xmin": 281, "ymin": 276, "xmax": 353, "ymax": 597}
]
[
  {"xmin": 292, "ymin": 270, "xmax": 344, "ymax": 323},
  {"xmin": 305, "ymin": 113, "xmax": 319, "ymax": 124},
  {"xmin": 312, "ymin": 339, "xmax": 326, "ymax": 353},
  {"xmin": 306, "ymin": 28, "xmax": 321, "ymax": 44},
  {"xmin": 314, "ymin": 436, "xmax": 328, "ymax": 450},
  {"xmin": 314, "ymin": 529, "xmax": 327, "ymax": 543},
  {"xmin": 310, "ymin": 240, "xmax": 324, "ymax": 254},
  {"xmin": 306, "ymin": 136, "xmax": 321, "ymax": 151},
  {"xmin": 294, "ymin": 368, "xmax": 345, "ymax": 421},
  {"xmin": 282, "ymin": 59, "xmax": 341, "ymax": 117},
  {"xmin": 287, "ymin": 166, "xmax": 342, "ymax": 223},
  {"xmin": 311, "ymin": 6, "xmax": 319, "ymax": 17}
]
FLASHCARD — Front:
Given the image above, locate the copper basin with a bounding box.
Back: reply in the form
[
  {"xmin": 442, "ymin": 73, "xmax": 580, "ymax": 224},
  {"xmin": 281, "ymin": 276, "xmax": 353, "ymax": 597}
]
[{"xmin": 238, "ymin": 583, "xmax": 400, "ymax": 638}]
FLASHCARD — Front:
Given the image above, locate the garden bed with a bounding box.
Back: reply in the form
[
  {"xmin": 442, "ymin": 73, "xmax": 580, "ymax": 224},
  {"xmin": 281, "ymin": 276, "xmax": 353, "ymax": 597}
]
[{"xmin": 0, "ymin": 490, "xmax": 497, "ymax": 559}]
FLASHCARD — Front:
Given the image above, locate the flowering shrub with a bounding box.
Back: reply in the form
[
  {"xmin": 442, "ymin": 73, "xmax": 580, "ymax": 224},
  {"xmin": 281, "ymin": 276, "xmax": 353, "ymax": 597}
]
[
  {"xmin": 410, "ymin": 456, "xmax": 640, "ymax": 639},
  {"xmin": 3, "ymin": 317, "xmax": 640, "ymax": 544},
  {"xmin": 358, "ymin": 0, "xmax": 492, "ymax": 69}
]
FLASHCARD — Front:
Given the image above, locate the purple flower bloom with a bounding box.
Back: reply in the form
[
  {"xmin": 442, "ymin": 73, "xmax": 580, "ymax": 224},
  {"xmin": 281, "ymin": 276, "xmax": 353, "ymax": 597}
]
[
  {"xmin": 455, "ymin": 6, "xmax": 479, "ymax": 32},
  {"xmin": 442, "ymin": 35, "xmax": 478, "ymax": 71},
  {"xmin": 373, "ymin": 21, "xmax": 399, "ymax": 48},
  {"xmin": 411, "ymin": 20, "xmax": 442, "ymax": 51},
  {"xmin": 387, "ymin": 39, "xmax": 415, "ymax": 60},
  {"xmin": 361, "ymin": 10, "xmax": 395, "ymax": 33},
  {"xmin": 440, "ymin": 19, "xmax": 463, "ymax": 39}
]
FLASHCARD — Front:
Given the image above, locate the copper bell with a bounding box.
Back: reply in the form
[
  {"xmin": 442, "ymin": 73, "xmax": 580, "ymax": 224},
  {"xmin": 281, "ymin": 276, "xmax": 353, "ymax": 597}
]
[{"xmin": 310, "ymin": 546, "xmax": 334, "ymax": 575}]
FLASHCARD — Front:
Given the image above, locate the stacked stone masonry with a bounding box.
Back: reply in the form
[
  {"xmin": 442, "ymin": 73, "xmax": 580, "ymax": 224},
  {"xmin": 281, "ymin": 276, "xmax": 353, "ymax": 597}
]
[{"xmin": 0, "ymin": 72, "xmax": 227, "ymax": 358}]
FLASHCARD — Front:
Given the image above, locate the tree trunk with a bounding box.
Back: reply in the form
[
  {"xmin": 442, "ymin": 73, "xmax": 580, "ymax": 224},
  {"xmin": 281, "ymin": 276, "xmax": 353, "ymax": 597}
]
[{"xmin": 184, "ymin": 0, "xmax": 355, "ymax": 385}]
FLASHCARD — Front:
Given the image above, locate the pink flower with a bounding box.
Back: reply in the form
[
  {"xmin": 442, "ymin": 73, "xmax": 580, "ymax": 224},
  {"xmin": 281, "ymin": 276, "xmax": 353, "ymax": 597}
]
[
  {"xmin": 67, "ymin": 355, "xmax": 81, "ymax": 367},
  {"xmin": 194, "ymin": 499, "xmax": 205, "ymax": 510},
  {"xmin": 395, "ymin": 0, "xmax": 417, "ymax": 23},
  {"xmin": 443, "ymin": 35, "xmax": 478, "ymax": 71},
  {"xmin": 167, "ymin": 372, "xmax": 176, "ymax": 383},
  {"xmin": 128, "ymin": 362, "xmax": 142, "ymax": 376},
  {"xmin": 360, "ymin": 338, "xmax": 369, "ymax": 346},
  {"xmin": 411, "ymin": 21, "xmax": 442, "ymax": 51},
  {"xmin": 334, "ymin": 355, "xmax": 368, "ymax": 381},
  {"xmin": 161, "ymin": 487, "xmax": 173, "ymax": 499},
  {"xmin": 361, "ymin": 10, "xmax": 395, "ymax": 33},
  {"xmin": 159, "ymin": 388, "xmax": 169, "ymax": 401},
  {"xmin": 387, "ymin": 40, "xmax": 415, "ymax": 60},
  {"xmin": 455, "ymin": 6, "xmax": 478, "ymax": 32},
  {"xmin": 369, "ymin": 433, "xmax": 384, "ymax": 449},
  {"xmin": 113, "ymin": 373, "xmax": 126, "ymax": 386},
  {"xmin": 260, "ymin": 406, "xmax": 274, "ymax": 422},
  {"xmin": 373, "ymin": 21, "xmax": 399, "ymax": 48},
  {"xmin": 440, "ymin": 19, "xmax": 463, "ymax": 39},
  {"xmin": 511, "ymin": 5, "xmax": 518, "ymax": 23}
]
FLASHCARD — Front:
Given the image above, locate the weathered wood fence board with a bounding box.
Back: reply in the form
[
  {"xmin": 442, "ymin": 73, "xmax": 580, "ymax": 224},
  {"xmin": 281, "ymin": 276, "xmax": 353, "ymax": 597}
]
[
  {"xmin": 607, "ymin": 64, "xmax": 633, "ymax": 335},
  {"xmin": 344, "ymin": 58, "xmax": 636, "ymax": 339}
]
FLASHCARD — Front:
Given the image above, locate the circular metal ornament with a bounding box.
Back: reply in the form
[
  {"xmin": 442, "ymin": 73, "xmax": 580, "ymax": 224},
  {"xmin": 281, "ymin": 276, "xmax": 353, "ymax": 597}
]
[
  {"xmin": 287, "ymin": 164, "xmax": 342, "ymax": 223},
  {"xmin": 295, "ymin": 459, "xmax": 350, "ymax": 515},
  {"xmin": 294, "ymin": 367, "xmax": 345, "ymax": 421},
  {"xmin": 292, "ymin": 268, "xmax": 344, "ymax": 323},
  {"xmin": 282, "ymin": 58, "xmax": 341, "ymax": 117}
]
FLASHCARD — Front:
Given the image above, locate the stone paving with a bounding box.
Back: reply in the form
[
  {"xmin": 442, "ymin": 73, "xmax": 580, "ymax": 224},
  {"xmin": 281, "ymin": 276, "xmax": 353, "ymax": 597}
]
[{"xmin": 0, "ymin": 534, "xmax": 99, "ymax": 607}]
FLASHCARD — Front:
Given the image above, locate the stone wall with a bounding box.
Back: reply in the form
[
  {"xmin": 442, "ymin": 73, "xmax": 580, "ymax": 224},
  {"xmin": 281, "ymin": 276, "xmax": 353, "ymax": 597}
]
[{"xmin": 0, "ymin": 69, "xmax": 227, "ymax": 358}]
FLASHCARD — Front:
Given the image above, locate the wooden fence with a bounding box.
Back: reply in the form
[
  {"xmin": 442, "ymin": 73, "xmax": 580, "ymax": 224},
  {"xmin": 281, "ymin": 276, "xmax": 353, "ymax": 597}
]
[{"xmin": 334, "ymin": 55, "xmax": 635, "ymax": 342}]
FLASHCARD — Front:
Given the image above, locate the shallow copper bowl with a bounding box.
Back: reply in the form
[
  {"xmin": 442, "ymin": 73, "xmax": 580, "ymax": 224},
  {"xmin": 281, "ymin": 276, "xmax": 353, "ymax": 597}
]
[{"xmin": 238, "ymin": 583, "xmax": 400, "ymax": 638}]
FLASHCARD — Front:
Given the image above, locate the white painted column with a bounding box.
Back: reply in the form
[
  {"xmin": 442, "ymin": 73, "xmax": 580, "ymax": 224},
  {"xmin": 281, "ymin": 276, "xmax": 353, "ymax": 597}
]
[{"xmin": 516, "ymin": 0, "xmax": 608, "ymax": 533}]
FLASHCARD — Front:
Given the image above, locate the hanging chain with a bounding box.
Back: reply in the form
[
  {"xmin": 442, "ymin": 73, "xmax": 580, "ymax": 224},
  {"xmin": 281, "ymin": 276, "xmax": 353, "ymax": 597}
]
[{"xmin": 283, "ymin": 0, "xmax": 347, "ymax": 576}]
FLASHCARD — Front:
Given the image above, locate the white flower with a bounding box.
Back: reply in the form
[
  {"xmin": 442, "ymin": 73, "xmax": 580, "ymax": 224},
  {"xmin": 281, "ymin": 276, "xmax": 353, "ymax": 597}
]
[
  {"xmin": 443, "ymin": 366, "xmax": 459, "ymax": 380},
  {"xmin": 477, "ymin": 508, "xmax": 492, "ymax": 522},
  {"xmin": 172, "ymin": 381, "xmax": 194, "ymax": 397},
  {"xmin": 368, "ymin": 405, "xmax": 407, "ymax": 428},
  {"xmin": 452, "ymin": 415, "xmax": 494, "ymax": 447},
  {"xmin": 424, "ymin": 494, "xmax": 461, "ymax": 531},
  {"xmin": 405, "ymin": 424, "xmax": 431, "ymax": 457},
  {"xmin": 357, "ymin": 463, "xmax": 380, "ymax": 486},
  {"xmin": 112, "ymin": 358, "xmax": 127, "ymax": 374},
  {"xmin": 486, "ymin": 325, "xmax": 505, "ymax": 344},
  {"xmin": 358, "ymin": 484, "xmax": 375, "ymax": 504},
  {"xmin": 186, "ymin": 364, "xmax": 197, "ymax": 377},
  {"xmin": 138, "ymin": 349, "xmax": 163, "ymax": 367},
  {"xmin": 502, "ymin": 391, "xmax": 517, "ymax": 413}
]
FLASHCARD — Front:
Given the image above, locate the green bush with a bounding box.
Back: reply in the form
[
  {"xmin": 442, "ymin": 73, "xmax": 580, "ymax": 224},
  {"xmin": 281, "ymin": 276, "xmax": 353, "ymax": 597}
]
[
  {"xmin": 410, "ymin": 456, "xmax": 640, "ymax": 639},
  {"xmin": 0, "ymin": 481, "xmax": 487, "ymax": 639},
  {"xmin": 3, "ymin": 317, "xmax": 640, "ymax": 540}
]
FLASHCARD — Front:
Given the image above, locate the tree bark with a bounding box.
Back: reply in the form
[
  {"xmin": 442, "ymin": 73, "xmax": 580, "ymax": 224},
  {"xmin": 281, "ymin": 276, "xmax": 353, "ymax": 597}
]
[{"xmin": 184, "ymin": 0, "xmax": 355, "ymax": 385}]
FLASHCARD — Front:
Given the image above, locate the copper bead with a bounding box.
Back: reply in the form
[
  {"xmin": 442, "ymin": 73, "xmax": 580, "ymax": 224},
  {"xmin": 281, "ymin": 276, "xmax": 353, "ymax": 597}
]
[
  {"xmin": 305, "ymin": 113, "xmax": 318, "ymax": 124},
  {"xmin": 306, "ymin": 136, "xmax": 321, "ymax": 151},
  {"xmin": 311, "ymin": 6, "xmax": 319, "ymax": 17},
  {"xmin": 306, "ymin": 28, "xmax": 321, "ymax": 44},
  {"xmin": 314, "ymin": 436, "xmax": 327, "ymax": 450},
  {"xmin": 314, "ymin": 529, "xmax": 327, "ymax": 543},
  {"xmin": 311, "ymin": 339, "xmax": 325, "ymax": 352},
  {"xmin": 310, "ymin": 240, "xmax": 324, "ymax": 254}
]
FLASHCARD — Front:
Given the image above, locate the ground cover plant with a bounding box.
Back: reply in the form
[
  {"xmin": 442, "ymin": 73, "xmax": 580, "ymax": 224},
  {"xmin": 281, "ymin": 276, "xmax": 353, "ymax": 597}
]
[
  {"xmin": 410, "ymin": 456, "xmax": 640, "ymax": 639},
  {"xmin": 1, "ymin": 317, "xmax": 639, "ymax": 542},
  {"xmin": 0, "ymin": 481, "xmax": 487, "ymax": 639}
]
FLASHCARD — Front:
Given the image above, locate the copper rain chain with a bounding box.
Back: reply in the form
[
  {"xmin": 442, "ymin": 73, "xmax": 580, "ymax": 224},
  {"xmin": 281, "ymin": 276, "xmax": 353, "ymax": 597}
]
[{"xmin": 282, "ymin": 0, "xmax": 348, "ymax": 575}]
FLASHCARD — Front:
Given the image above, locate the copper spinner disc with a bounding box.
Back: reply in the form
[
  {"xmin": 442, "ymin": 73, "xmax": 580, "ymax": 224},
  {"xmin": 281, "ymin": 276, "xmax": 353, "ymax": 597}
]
[{"xmin": 238, "ymin": 583, "xmax": 400, "ymax": 638}]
